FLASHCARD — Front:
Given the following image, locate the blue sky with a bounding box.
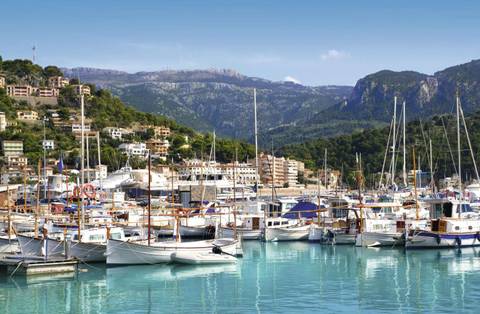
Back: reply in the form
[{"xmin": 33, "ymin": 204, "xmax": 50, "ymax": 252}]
[{"xmin": 1, "ymin": 0, "xmax": 479, "ymax": 85}]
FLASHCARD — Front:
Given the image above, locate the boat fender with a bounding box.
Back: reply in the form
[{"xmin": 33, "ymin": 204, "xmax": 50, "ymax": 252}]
[
  {"xmin": 456, "ymin": 236, "xmax": 462, "ymax": 247},
  {"xmin": 476, "ymin": 232, "xmax": 480, "ymax": 242},
  {"xmin": 212, "ymin": 246, "xmax": 223, "ymax": 254},
  {"xmin": 435, "ymin": 234, "xmax": 441, "ymax": 245}
]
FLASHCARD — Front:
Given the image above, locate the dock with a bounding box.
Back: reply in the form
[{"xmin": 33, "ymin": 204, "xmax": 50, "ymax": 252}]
[{"xmin": 0, "ymin": 256, "xmax": 79, "ymax": 276}]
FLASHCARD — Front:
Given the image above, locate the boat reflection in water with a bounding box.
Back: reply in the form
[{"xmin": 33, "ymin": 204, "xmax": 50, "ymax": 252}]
[{"xmin": 1, "ymin": 243, "xmax": 480, "ymax": 313}]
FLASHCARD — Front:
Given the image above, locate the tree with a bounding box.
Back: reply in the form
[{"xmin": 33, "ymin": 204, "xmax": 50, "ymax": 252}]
[{"xmin": 43, "ymin": 65, "xmax": 63, "ymax": 78}]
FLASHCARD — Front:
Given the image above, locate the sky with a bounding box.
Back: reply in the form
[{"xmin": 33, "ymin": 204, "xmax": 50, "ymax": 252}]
[{"xmin": 1, "ymin": 0, "xmax": 479, "ymax": 86}]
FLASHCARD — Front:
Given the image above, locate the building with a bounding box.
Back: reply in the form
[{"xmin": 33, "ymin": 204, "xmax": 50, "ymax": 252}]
[
  {"xmin": 72, "ymin": 84, "xmax": 91, "ymax": 96},
  {"xmin": 144, "ymin": 125, "xmax": 171, "ymax": 138},
  {"xmin": 36, "ymin": 87, "xmax": 60, "ymax": 97},
  {"xmin": 71, "ymin": 123, "xmax": 92, "ymax": 133},
  {"xmin": 16, "ymin": 110, "xmax": 39, "ymax": 121},
  {"xmin": 0, "ymin": 112, "xmax": 6, "ymax": 132},
  {"xmin": 48, "ymin": 76, "xmax": 69, "ymax": 89},
  {"xmin": 283, "ymin": 159, "xmax": 299, "ymax": 187},
  {"xmin": 0, "ymin": 76, "xmax": 5, "ymax": 89},
  {"xmin": 6, "ymin": 155, "xmax": 28, "ymax": 168},
  {"xmin": 221, "ymin": 162, "xmax": 258, "ymax": 186},
  {"xmin": 42, "ymin": 140, "xmax": 55, "ymax": 150},
  {"xmin": 2, "ymin": 140, "xmax": 23, "ymax": 157},
  {"xmin": 146, "ymin": 139, "xmax": 169, "ymax": 160},
  {"xmin": 259, "ymin": 153, "xmax": 286, "ymax": 186},
  {"xmin": 6, "ymin": 85, "xmax": 33, "ymax": 97},
  {"xmin": 102, "ymin": 127, "xmax": 132, "ymax": 140},
  {"xmin": 118, "ymin": 143, "xmax": 147, "ymax": 158}
]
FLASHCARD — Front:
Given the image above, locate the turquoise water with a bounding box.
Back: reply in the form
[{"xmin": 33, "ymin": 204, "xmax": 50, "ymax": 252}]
[{"xmin": 1, "ymin": 242, "xmax": 480, "ymax": 313}]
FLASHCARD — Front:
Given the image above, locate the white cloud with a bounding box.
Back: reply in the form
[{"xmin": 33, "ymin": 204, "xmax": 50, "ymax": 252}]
[
  {"xmin": 321, "ymin": 49, "xmax": 349, "ymax": 61},
  {"xmin": 284, "ymin": 76, "xmax": 301, "ymax": 84}
]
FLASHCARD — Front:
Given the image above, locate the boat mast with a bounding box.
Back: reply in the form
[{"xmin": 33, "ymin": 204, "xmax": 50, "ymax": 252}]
[
  {"xmin": 429, "ymin": 139, "xmax": 434, "ymax": 192},
  {"xmin": 254, "ymin": 88, "xmax": 260, "ymax": 200},
  {"xmin": 392, "ymin": 96, "xmax": 397, "ymax": 188},
  {"xmin": 80, "ymin": 93, "xmax": 85, "ymax": 228},
  {"xmin": 412, "ymin": 147, "xmax": 419, "ymax": 220},
  {"xmin": 86, "ymin": 134, "xmax": 90, "ymax": 183},
  {"xmin": 97, "ymin": 131, "xmax": 103, "ymax": 191},
  {"xmin": 43, "ymin": 116, "xmax": 47, "ymax": 199},
  {"xmin": 456, "ymin": 92, "xmax": 462, "ymax": 201},
  {"xmin": 233, "ymin": 147, "xmax": 238, "ymax": 239},
  {"xmin": 324, "ymin": 148, "xmax": 328, "ymax": 190},
  {"xmin": 35, "ymin": 160, "xmax": 41, "ymax": 238},
  {"xmin": 402, "ymin": 101, "xmax": 407, "ymax": 187},
  {"xmin": 459, "ymin": 101, "xmax": 480, "ymax": 182},
  {"xmin": 147, "ymin": 152, "xmax": 152, "ymax": 246}
]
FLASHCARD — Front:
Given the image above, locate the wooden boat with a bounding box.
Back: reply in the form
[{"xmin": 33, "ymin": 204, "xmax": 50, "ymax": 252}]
[{"xmin": 105, "ymin": 238, "xmax": 238, "ymax": 265}]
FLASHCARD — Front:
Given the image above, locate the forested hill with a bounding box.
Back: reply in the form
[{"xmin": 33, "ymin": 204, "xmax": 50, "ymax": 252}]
[
  {"xmin": 61, "ymin": 67, "xmax": 352, "ymax": 144},
  {"xmin": 279, "ymin": 110, "xmax": 480, "ymax": 187},
  {"xmin": 0, "ymin": 58, "xmax": 255, "ymax": 171}
]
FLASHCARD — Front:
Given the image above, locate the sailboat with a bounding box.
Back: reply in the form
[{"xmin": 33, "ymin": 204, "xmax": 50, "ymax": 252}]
[{"xmin": 406, "ymin": 94, "xmax": 480, "ymax": 248}]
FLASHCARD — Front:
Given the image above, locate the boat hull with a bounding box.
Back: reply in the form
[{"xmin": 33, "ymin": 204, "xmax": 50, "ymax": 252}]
[
  {"xmin": 106, "ymin": 238, "xmax": 238, "ymax": 265},
  {"xmin": 264, "ymin": 225, "xmax": 310, "ymax": 242},
  {"xmin": 355, "ymin": 232, "xmax": 403, "ymax": 247},
  {"xmin": 180, "ymin": 225, "xmax": 212, "ymax": 238},
  {"xmin": 219, "ymin": 226, "xmax": 262, "ymax": 240},
  {"xmin": 406, "ymin": 231, "xmax": 480, "ymax": 249},
  {"xmin": 67, "ymin": 241, "xmax": 106, "ymax": 262},
  {"xmin": 0, "ymin": 236, "xmax": 19, "ymax": 254},
  {"xmin": 308, "ymin": 225, "xmax": 323, "ymax": 242}
]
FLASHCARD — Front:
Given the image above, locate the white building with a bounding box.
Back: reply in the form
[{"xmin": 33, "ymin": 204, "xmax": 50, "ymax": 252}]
[
  {"xmin": 103, "ymin": 127, "xmax": 132, "ymax": 140},
  {"xmin": 72, "ymin": 123, "xmax": 91, "ymax": 133},
  {"xmin": 118, "ymin": 143, "xmax": 147, "ymax": 158},
  {"xmin": 16, "ymin": 110, "xmax": 39, "ymax": 121},
  {"xmin": 0, "ymin": 112, "xmax": 6, "ymax": 131},
  {"xmin": 0, "ymin": 76, "xmax": 5, "ymax": 89},
  {"xmin": 42, "ymin": 140, "xmax": 55, "ymax": 150},
  {"xmin": 221, "ymin": 162, "xmax": 258, "ymax": 186}
]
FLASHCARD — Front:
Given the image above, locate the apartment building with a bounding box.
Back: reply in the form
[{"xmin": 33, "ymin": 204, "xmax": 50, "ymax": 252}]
[
  {"xmin": 0, "ymin": 112, "xmax": 6, "ymax": 131},
  {"xmin": 0, "ymin": 76, "xmax": 5, "ymax": 89},
  {"xmin": 36, "ymin": 87, "xmax": 60, "ymax": 97},
  {"xmin": 2, "ymin": 140, "xmax": 23, "ymax": 157},
  {"xmin": 221, "ymin": 162, "xmax": 258, "ymax": 186},
  {"xmin": 71, "ymin": 123, "xmax": 92, "ymax": 133},
  {"xmin": 6, "ymin": 85, "xmax": 33, "ymax": 97},
  {"xmin": 146, "ymin": 139, "xmax": 169, "ymax": 160},
  {"xmin": 6, "ymin": 155, "xmax": 28, "ymax": 168},
  {"xmin": 16, "ymin": 110, "xmax": 39, "ymax": 121},
  {"xmin": 48, "ymin": 76, "xmax": 69, "ymax": 88},
  {"xmin": 72, "ymin": 84, "xmax": 91, "ymax": 96}
]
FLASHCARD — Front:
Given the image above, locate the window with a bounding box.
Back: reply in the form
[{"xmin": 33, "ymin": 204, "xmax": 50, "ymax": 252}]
[
  {"xmin": 468, "ymin": 226, "xmax": 473, "ymax": 230},
  {"xmin": 274, "ymin": 221, "xmax": 280, "ymax": 226},
  {"xmin": 110, "ymin": 232, "xmax": 122, "ymax": 240},
  {"xmin": 455, "ymin": 226, "xmax": 460, "ymax": 231}
]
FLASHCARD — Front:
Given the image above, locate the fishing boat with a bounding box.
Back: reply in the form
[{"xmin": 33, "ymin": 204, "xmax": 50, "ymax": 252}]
[
  {"xmin": 263, "ymin": 218, "xmax": 310, "ymax": 242},
  {"xmin": 105, "ymin": 237, "xmax": 238, "ymax": 265},
  {"xmin": 0, "ymin": 234, "xmax": 19, "ymax": 254},
  {"xmin": 218, "ymin": 216, "xmax": 263, "ymax": 240}
]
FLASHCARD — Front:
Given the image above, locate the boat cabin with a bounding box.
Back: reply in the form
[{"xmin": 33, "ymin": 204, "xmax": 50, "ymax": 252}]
[
  {"xmin": 431, "ymin": 218, "xmax": 480, "ymax": 233},
  {"xmin": 426, "ymin": 199, "xmax": 479, "ymax": 219}
]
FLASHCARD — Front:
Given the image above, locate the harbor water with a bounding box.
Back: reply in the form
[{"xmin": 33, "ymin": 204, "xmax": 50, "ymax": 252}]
[{"xmin": 1, "ymin": 242, "xmax": 480, "ymax": 313}]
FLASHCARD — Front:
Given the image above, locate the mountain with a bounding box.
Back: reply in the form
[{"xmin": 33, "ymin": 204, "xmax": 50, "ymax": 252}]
[
  {"xmin": 61, "ymin": 67, "xmax": 352, "ymax": 144},
  {"xmin": 267, "ymin": 59, "xmax": 480, "ymax": 145}
]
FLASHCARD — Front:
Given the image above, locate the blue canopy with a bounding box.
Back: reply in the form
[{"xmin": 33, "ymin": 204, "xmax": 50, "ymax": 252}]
[{"xmin": 282, "ymin": 201, "xmax": 321, "ymax": 219}]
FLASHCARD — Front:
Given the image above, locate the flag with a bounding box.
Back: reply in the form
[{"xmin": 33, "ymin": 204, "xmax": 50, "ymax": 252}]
[{"xmin": 58, "ymin": 153, "xmax": 64, "ymax": 173}]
